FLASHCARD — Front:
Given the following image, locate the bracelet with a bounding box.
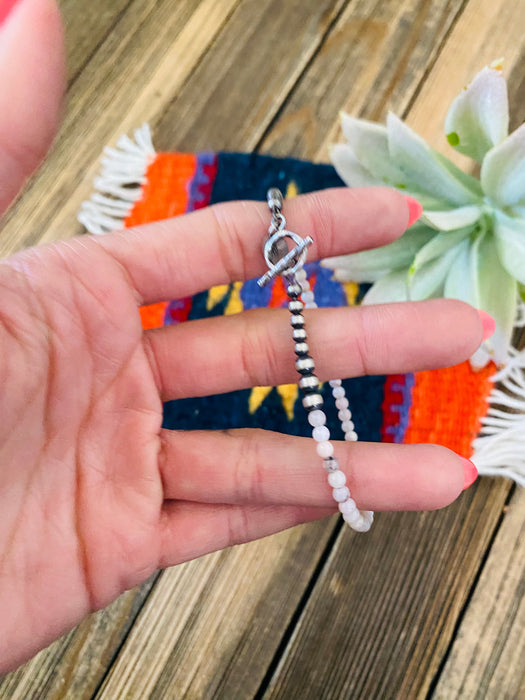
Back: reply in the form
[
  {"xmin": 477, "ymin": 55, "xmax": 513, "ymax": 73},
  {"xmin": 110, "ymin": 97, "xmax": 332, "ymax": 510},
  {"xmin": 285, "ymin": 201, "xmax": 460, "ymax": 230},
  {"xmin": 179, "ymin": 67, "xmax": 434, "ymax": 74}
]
[{"xmin": 257, "ymin": 188, "xmax": 373, "ymax": 533}]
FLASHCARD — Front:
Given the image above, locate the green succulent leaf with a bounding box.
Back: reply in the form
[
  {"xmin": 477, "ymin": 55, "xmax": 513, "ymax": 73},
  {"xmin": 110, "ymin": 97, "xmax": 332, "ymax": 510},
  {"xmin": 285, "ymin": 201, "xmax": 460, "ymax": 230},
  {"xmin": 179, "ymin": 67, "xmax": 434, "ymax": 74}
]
[
  {"xmin": 408, "ymin": 246, "xmax": 458, "ymax": 301},
  {"xmin": 386, "ymin": 113, "xmax": 482, "ymax": 206},
  {"xmin": 493, "ymin": 211, "xmax": 525, "ymax": 285},
  {"xmin": 329, "ymin": 144, "xmax": 381, "ymax": 188},
  {"xmin": 409, "ymin": 228, "xmax": 472, "ymax": 278},
  {"xmin": 322, "ymin": 224, "xmax": 435, "ymax": 282},
  {"xmin": 444, "ymin": 65, "xmax": 509, "ymax": 163},
  {"xmin": 337, "ymin": 114, "xmax": 454, "ymax": 209},
  {"xmin": 339, "ymin": 114, "xmax": 409, "ymax": 187},
  {"xmin": 422, "ymin": 205, "xmax": 482, "ymax": 231},
  {"xmin": 361, "ymin": 268, "xmax": 410, "ymax": 305},
  {"xmin": 475, "ymin": 232, "xmax": 517, "ymax": 365},
  {"xmin": 481, "ymin": 121, "xmax": 525, "ymax": 207},
  {"xmin": 444, "ymin": 238, "xmax": 475, "ymax": 303}
]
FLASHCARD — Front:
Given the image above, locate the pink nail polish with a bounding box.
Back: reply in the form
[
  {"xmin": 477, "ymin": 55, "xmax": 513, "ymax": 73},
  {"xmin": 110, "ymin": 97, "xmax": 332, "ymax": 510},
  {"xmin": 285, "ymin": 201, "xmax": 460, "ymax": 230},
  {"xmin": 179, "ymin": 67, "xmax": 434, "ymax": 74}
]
[
  {"xmin": 477, "ymin": 309, "xmax": 496, "ymax": 341},
  {"xmin": 460, "ymin": 457, "xmax": 478, "ymax": 490},
  {"xmin": 0, "ymin": 0, "xmax": 21, "ymax": 25},
  {"xmin": 403, "ymin": 195, "xmax": 423, "ymax": 227}
]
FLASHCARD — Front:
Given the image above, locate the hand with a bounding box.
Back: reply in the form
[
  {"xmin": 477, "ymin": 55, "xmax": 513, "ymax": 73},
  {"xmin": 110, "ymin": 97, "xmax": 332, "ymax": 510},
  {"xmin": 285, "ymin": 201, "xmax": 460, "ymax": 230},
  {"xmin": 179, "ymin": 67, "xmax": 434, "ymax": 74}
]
[{"xmin": 0, "ymin": 0, "xmax": 486, "ymax": 675}]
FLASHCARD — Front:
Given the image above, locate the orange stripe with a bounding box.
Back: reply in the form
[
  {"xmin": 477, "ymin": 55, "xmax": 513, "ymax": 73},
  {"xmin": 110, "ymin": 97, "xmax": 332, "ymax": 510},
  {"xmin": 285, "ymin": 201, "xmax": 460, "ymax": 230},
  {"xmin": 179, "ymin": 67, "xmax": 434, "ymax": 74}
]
[
  {"xmin": 403, "ymin": 360, "xmax": 496, "ymax": 457},
  {"xmin": 125, "ymin": 153, "xmax": 197, "ymax": 329}
]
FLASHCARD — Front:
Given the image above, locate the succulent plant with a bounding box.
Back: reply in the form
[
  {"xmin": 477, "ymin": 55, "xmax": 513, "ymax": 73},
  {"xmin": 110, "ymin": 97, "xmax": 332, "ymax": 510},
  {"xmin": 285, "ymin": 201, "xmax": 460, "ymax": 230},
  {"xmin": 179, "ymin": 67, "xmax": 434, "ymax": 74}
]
[{"xmin": 325, "ymin": 60, "xmax": 525, "ymax": 367}]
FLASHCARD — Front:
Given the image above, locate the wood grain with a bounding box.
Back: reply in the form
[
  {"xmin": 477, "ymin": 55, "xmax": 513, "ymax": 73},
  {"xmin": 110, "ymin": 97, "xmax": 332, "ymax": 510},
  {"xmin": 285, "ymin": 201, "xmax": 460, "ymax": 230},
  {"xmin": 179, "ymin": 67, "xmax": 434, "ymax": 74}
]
[
  {"xmin": 262, "ymin": 482, "xmax": 510, "ymax": 699},
  {"xmin": 96, "ymin": 521, "xmax": 334, "ymax": 699},
  {"xmin": 433, "ymin": 487, "xmax": 525, "ymax": 700},
  {"xmin": 260, "ymin": 0, "xmax": 469, "ymax": 159},
  {"xmin": 59, "ymin": 0, "xmax": 134, "ymax": 84}
]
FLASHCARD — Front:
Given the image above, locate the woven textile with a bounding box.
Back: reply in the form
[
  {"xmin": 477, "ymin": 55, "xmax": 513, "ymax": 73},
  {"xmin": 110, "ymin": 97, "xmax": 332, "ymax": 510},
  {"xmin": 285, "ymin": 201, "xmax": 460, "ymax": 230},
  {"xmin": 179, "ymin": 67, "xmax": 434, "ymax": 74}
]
[{"xmin": 115, "ymin": 148, "xmax": 495, "ymax": 456}]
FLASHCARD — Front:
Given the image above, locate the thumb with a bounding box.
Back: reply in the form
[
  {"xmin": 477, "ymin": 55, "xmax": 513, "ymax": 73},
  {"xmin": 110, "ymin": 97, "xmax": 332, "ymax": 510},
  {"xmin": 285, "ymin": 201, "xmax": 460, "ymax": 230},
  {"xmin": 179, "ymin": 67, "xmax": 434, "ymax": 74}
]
[{"xmin": 0, "ymin": 0, "xmax": 65, "ymax": 216}]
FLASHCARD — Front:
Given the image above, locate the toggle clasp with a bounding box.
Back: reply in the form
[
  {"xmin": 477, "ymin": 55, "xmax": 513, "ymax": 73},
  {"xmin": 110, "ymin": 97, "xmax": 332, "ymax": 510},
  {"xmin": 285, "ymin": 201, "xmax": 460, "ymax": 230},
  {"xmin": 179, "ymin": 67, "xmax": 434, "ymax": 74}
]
[{"xmin": 257, "ymin": 230, "xmax": 313, "ymax": 287}]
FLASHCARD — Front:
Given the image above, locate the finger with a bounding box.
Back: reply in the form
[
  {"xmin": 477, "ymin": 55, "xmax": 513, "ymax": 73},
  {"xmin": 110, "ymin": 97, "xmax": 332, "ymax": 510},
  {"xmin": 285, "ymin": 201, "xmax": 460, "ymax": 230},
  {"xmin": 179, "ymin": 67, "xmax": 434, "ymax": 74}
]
[
  {"xmin": 159, "ymin": 501, "xmax": 334, "ymax": 568},
  {"xmin": 0, "ymin": 0, "xmax": 65, "ymax": 214},
  {"xmin": 159, "ymin": 429, "xmax": 467, "ymax": 511},
  {"xmin": 95, "ymin": 187, "xmax": 413, "ymax": 304},
  {"xmin": 144, "ymin": 299, "xmax": 484, "ymax": 400}
]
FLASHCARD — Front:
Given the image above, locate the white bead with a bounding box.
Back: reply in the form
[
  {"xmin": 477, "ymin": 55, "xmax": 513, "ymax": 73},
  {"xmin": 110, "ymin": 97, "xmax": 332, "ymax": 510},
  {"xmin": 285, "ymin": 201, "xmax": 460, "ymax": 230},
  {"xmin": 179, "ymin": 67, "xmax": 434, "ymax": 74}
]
[
  {"xmin": 341, "ymin": 420, "xmax": 355, "ymax": 433},
  {"xmin": 338, "ymin": 409, "xmax": 352, "ymax": 422},
  {"xmin": 343, "ymin": 509, "xmax": 361, "ymax": 525},
  {"xmin": 304, "ymin": 302, "xmax": 317, "ymax": 309},
  {"xmin": 332, "ymin": 386, "xmax": 345, "ymax": 399},
  {"xmin": 332, "ymin": 486, "xmax": 350, "ymax": 502},
  {"xmin": 363, "ymin": 510, "xmax": 374, "ymax": 524},
  {"xmin": 338, "ymin": 497, "xmax": 357, "ymax": 514},
  {"xmin": 316, "ymin": 441, "xmax": 334, "ymax": 459},
  {"xmin": 344, "ymin": 430, "xmax": 358, "ymax": 441},
  {"xmin": 300, "ymin": 281, "xmax": 310, "ymax": 293},
  {"xmin": 351, "ymin": 517, "xmax": 371, "ymax": 533},
  {"xmin": 302, "ymin": 290, "xmax": 315, "ymax": 304},
  {"xmin": 329, "ymin": 379, "xmax": 342, "ymax": 387},
  {"xmin": 312, "ymin": 425, "xmax": 330, "ymax": 442},
  {"xmin": 335, "ymin": 397, "xmax": 349, "ymax": 410},
  {"xmin": 328, "ymin": 470, "xmax": 346, "ymax": 488},
  {"xmin": 308, "ymin": 409, "xmax": 326, "ymax": 427},
  {"xmin": 295, "ymin": 268, "xmax": 307, "ymax": 282}
]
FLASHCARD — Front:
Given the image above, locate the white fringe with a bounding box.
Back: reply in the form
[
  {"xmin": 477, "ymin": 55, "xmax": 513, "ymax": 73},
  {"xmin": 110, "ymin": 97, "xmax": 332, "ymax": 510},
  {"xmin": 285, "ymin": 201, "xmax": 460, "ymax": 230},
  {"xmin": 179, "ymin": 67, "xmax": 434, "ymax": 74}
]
[
  {"xmin": 473, "ymin": 344, "xmax": 525, "ymax": 485},
  {"xmin": 78, "ymin": 124, "xmax": 156, "ymax": 235}
]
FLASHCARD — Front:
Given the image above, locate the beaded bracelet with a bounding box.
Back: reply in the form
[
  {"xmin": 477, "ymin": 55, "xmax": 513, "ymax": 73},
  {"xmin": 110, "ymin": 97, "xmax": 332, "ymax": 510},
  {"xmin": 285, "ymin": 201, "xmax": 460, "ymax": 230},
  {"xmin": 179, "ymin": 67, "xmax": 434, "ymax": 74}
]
[{"xmin": 257, "ymin": 188, "xmax": 373, "ymax": 533}]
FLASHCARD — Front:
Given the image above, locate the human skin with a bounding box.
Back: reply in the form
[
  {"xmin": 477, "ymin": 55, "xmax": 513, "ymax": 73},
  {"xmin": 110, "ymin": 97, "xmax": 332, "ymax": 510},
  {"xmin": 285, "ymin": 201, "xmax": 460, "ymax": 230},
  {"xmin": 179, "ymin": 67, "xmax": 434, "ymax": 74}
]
[{"xmin": 0, "ymin": 0, "xmax": 486, "ymax": 673}]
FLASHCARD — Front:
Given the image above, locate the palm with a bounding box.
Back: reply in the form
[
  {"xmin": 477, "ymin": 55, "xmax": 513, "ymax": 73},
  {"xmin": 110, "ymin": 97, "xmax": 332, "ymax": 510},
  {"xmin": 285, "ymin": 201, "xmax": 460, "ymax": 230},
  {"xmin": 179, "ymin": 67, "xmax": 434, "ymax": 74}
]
[{"xmin": 0, "ymin": 241, "xmax": 164, "ymax": 658}]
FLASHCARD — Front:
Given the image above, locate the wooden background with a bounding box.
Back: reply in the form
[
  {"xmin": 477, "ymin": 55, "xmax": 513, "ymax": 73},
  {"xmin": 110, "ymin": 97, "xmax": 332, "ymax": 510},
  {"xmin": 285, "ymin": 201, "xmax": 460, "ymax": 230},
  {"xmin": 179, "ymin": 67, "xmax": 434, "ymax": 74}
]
[{"xmin": 1, "ymin": 0, "xmax": 525, "ymax": 697}]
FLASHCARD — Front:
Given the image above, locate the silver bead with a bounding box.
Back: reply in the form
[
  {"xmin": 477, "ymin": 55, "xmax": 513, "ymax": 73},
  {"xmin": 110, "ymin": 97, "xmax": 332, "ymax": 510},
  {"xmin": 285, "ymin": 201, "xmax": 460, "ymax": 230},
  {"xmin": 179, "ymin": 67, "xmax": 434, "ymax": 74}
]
[
  {"xmin": 288, "ymin": 299, "xmax": 304, "ymax": 313},
  {"xmin": 299, "ymin": 375, "xmax": 319, "ymax": 391},
  {"xmin": 294, "ymin": 342, "xmax": 309, "ymax": 355},
  {"xmin": 290, "ymin": 314, "xmax": 304, "ymax": 328},
  {"xmin": 287, "ymin": 283, "xmax": 302, "ymax": 298},
  {"xmin": 295, "ymin": 356, "xmax": 315, "ymax": 373},
  {"xmin": 292, "ymin": 328, "xmax": 307, "ymax": 342},
  {"xmin": 302, "ymin": 393, "xmax": 323, "ymax": 410}
]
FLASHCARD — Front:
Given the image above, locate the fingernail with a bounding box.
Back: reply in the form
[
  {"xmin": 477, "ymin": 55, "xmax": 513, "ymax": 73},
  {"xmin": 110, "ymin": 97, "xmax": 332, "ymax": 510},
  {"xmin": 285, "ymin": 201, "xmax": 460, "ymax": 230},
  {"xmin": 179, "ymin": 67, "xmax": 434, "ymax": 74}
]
[
  {"xmin": 0, "ymin": 0, "xmax": 21, "ymax": 25},
  {"xmin": 404, "ymin": 195, "xmax": 423, "ymax": 227},
  {"xmin": 460, "ymin": 457, "xmax": 478, "ymax": 490},
  {"xmin": 477, "ymin": 309, "xmax": 496, "ymax": 340}
]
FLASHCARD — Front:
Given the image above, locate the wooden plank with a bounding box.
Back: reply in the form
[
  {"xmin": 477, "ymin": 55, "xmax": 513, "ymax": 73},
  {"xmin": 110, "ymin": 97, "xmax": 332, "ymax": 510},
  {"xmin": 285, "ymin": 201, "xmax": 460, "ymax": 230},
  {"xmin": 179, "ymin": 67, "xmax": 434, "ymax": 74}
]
[
  {"xmin": 433, "ymin": 487, "xmax": 525, "ymax": 699},
  {"xmin": 0, "ymin": 575, "xmax": 157, "ymax": 700},
  {"xmin": 153, "ymin": 0, "xmax": 347, "ymax": 151},
  {"xmin": 259, "ymin": 0, "xmax": 525, "ymax": 695},
  {"xmin": 59, "ymin": 0, "xmax": 134, "ymax": 84},
  {"xmin": 262, "ymin": 483, "xmax": 508, "ymax": 699},
  {"xmin": 259, "ymin": 0, "xmax": 468, "ymax": 158},
  {"xmin": 96, "ymin": 522, "xmax": 332, "ymax": 699},
  {"xmin": 0, "ymin": 0, "xmax": 241, "ymax": 257}
]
